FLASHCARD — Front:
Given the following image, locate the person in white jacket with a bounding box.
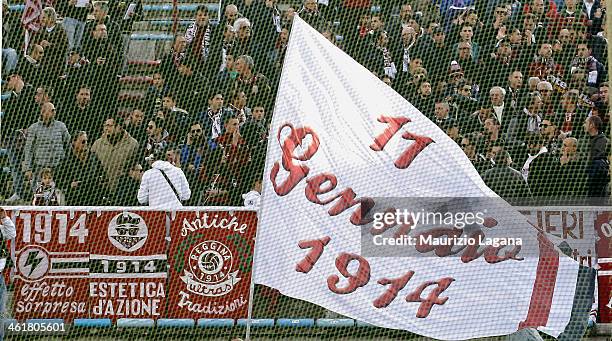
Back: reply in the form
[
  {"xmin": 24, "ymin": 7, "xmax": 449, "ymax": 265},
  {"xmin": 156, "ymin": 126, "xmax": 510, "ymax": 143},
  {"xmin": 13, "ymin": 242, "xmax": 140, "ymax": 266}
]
[
  {"xmin": 137, "ymin": 152, "xmax": 191, "ymax": 208},
  {"xmin": 0, "ymin": 208, "xmax": 16, "ymax": 322}
]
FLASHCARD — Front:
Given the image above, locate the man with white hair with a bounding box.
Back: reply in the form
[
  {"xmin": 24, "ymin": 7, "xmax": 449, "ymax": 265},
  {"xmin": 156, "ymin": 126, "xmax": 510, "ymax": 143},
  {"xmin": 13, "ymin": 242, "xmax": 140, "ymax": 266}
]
[
  {"xmin": 536, "ymin": 80, "xmax": 555, "ymax": 118},
  {"xmin": 231, "ymin": 18, "xmax": 258, "ymax": 63},
  {"xmin": 488, "ymin": 86, "xmax": 515, "ymax": 134},
  {"xmin": 223, "ymin": 4, "xmax": 239, "ymax": 27}
]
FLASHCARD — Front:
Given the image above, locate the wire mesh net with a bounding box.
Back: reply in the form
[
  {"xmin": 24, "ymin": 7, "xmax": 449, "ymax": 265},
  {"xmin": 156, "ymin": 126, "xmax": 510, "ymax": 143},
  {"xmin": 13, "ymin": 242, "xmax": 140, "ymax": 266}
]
[{"xmin": 0, "ymin": 0, "xmax": 610, "ymax": 339}]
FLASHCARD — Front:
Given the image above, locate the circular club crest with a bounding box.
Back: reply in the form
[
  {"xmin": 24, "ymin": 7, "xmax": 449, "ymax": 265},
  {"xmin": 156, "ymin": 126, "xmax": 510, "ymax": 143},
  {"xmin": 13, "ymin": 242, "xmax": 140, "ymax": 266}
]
[
  {"xmin": 17, "ymin": 245, "xmax": 50, "ymax": 281},
  {"xmin": 189, "ymin": 241, "xmax": 233, "ymax": 284},
  {"xmin": 108, "ymin": 212, "xmax": 148, "ymax": 252}
]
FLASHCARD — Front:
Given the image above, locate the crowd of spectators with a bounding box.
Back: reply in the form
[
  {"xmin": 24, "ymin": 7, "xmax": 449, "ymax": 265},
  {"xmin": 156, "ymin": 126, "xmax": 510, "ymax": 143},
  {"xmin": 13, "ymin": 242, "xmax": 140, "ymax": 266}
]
[{"xmin": 1, "ymin": 0, "xmax": 610, "ymax": 207}]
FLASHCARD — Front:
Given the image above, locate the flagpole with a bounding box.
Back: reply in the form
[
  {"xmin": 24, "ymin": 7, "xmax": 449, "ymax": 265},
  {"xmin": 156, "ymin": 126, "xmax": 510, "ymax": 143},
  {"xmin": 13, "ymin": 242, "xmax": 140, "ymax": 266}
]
[{"xmin": 244, "ymin": 14, "xmax": 304, "ymax": 341}]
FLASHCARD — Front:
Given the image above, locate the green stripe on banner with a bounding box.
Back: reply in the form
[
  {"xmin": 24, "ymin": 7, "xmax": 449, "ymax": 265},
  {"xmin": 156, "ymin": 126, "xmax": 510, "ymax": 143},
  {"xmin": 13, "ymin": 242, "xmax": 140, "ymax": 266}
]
[
  {"xmin": 52, "ymin": 262, "xmax": 89, "ymax": 269},
  {"xmin": 556, "ymin": 265, "xmax": 596, "ymax": 341}
]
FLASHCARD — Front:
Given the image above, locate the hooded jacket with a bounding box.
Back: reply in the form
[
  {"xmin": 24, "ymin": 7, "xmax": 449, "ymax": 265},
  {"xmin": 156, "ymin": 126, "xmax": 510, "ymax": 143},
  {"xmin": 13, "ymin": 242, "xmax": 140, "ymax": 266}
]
[{"xmin": 138, "ymin": 160, "xmax": 191, "ymax": 208}]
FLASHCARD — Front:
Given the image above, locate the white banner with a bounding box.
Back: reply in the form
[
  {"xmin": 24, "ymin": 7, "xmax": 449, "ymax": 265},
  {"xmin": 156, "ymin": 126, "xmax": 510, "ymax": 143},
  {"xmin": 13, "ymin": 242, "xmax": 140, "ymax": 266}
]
[{"xmin": 254, "ymin": 16, "xmax": 587, "ymax": 340}]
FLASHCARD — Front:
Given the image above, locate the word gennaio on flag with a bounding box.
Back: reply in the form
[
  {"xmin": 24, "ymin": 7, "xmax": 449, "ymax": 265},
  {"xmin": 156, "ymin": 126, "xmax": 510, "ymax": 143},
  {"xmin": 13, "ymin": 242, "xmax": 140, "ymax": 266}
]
[{"xmin": 254, "ymin": 15, "xmax": 594, "ymax": 341}]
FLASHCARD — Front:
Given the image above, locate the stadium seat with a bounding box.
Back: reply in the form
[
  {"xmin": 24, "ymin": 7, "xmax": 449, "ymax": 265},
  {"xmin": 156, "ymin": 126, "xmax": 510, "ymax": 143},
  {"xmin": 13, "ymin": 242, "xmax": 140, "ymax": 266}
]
[
  {"xmin": 197, "ymin": 318, "xmax": 235, "ymax": 327},
  {"xmin": 128, "ymin": 60, "xmax": 161, "ymax": 66},
  {"xmin": 315, "ymin": 319, "xmax": 354, "ymax": 327},
  {"xmin": 276, "ymin": 319, "xmax": 315, "ymax": 327},
  {"xmin": 116, "ymin": 318, "xmax": 155, "ymax": 328},
  {"xmin": 142, "ymin": 4, "xmax": 218, "ymax": 12},
  {"xmin": 73, "ymin": 319, "xmax": 112, "ymax": 328},
  {"xmin": 236, "ymin": 318, "xmax": 275, "ymax": 327},
  {"xmin": 119, "ymin": 76, "xmax": 153, "ymax": 84},
  {"xmin": 355, "ymin": 320, "xmax": 376, "ymax": 327},
  {"xmin": 8, "ymin": 4, "xmax": 24, "ymax": 11},
  {"xmin": 150, "ymin": 20, "xmax": 193, "ymax": 26},
  {"xmin": 156, "ymin": 319, "xmax": 195, "ymax": 328},
  {"xmin": 25, "ymin": 318, "xmax": 65, "ymax": 325},
  {"xmin": 130, "ymin": 33, "xmax": 174, "ymax": 41}
]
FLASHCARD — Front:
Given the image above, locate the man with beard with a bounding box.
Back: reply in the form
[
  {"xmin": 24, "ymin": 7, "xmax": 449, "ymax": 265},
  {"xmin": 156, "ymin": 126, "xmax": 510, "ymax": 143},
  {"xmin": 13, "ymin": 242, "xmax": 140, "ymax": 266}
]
[
  {"xmin": 143, "ymin": 116, "xmax": 169, "ymax": 163},
  {"xmin": 184, "ymin": 6, "xmax": 223, "ymax": 79},
  {"xmin": 56, "ymin": 131, "xmax": 105, "ymax": 205},
  {"xmin": 124, "ymin": 108, "xmax": 147, "ymax": 144},
  {"xmin": 410, "ymin": 79, "xmax": 434, "ymax": 117},
  {"xmin": 570, "ymin": 41, "xmax": 605, "ymax": 90},
  {"xmin": 60, "ymin": 85, "xmax": 101, "ymax": 136},
  {"xmin": 90, "ymin": 116, "xmax": 139, "ymax": 201}
]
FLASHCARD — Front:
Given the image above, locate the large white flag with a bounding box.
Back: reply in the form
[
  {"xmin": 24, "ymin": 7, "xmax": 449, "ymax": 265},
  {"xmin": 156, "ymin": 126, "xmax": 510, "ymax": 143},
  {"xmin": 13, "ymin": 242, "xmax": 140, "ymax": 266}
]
[{"xmin": 254, "ymin": 15, "xmax": 592, "ymax": 340}]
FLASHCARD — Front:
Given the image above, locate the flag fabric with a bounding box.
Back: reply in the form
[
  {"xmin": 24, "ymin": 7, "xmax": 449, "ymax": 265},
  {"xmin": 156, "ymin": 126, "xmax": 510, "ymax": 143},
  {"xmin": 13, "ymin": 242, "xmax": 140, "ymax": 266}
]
[
  {"xmin": 21, "ymin": 0, "xmax": 43, "ymax": 50},
  {"xmin": 254, "ymin": 15, "xmax": 593, "ymax": 340}
]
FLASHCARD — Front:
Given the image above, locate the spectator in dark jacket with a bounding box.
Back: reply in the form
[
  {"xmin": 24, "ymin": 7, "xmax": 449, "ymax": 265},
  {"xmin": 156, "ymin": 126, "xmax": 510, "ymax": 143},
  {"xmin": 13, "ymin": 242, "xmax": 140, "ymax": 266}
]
[
  {"xmin": 482, "ymin": 150, "xmax": 532, "ymax": 202},
  {"xmin": 33, "ymin": 7, "xmax": 68, "ymax": 83},
  {"xmin": 583, "ymin": 115, "xmax": 610, "ymax": 199},
  {"xmin": 56, "ymin": 131, "xmax": 105, "ymax": 205},
  {"xmin": 115, "ymin": 162, "xmax": 143, "ymax": 206}
]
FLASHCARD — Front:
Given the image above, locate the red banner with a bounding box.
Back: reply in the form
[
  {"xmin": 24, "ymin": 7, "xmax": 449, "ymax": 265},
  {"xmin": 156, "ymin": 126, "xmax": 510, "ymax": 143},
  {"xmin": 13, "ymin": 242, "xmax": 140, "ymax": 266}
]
[
  {"xmin": 88, "ymin": 210, "xmax": 167, "ymax": 320},
  {"xmin": 595, "ymin": 212, "xmax": 612, "ymax": 259},
  {"xmin": 595, "ymin": 211, "xmax": 612, "ymax": 323},
  {"xmin": 11, "ymin": 210, "xmax": 90, "ymax": 322},
  {"xmin": 165, "ymin": 210, "xmax": 257, "ymax": 319}
]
